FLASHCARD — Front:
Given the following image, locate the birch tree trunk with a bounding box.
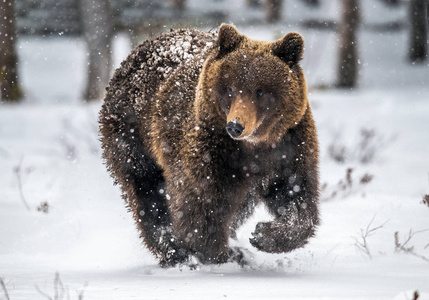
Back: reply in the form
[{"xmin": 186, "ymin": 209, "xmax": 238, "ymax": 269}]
[
  {"xmin": 81, "ymin": 0, "xmax": 112, "ymax": 101},
  {"xmin": 171, "ymin": 0, "xmax": 186, "ymax": 12},
  {"xmin": 337, "ymin": 0, "xmax": 360, "ymax": 88},
  {"xmin": 265, "ymin": 0, "xmax": 283, "ymax": 23}
]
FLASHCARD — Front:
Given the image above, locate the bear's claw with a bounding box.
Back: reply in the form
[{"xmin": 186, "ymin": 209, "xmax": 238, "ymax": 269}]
[{"xmin": 249, "ymin": 222, "xmax": 281, "ymax": 253}]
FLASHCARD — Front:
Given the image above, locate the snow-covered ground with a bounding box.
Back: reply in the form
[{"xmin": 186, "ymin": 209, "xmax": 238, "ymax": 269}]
[{"xmin": 1, "ymin": 2, "xmax": 429, "ymax": 299}]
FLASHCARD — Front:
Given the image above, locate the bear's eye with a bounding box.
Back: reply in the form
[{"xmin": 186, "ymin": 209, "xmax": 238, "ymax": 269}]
[
  {"xmin": 227, "ymin": 88, "xmax": 234, "ymax": 98},
  {"xmin": 256, "ymin": 89, "xmax": 264, "ymax": 99}
]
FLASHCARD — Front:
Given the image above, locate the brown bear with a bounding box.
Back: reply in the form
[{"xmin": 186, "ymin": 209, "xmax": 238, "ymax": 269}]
[{"xmin": 99, "ymin": 24, "xmax": 319, "ymax": 267}]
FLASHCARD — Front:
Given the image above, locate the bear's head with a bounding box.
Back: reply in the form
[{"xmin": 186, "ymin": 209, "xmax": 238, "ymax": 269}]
[{"xmin": 197, "ymin": 24, "xmax": 309, "ymax": 145}]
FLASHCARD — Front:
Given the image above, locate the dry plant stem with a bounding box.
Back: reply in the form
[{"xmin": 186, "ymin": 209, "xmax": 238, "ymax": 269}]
[
  {"xmin": 35, "ymin": 272, "xmax": 66, "ymax": 300},
  {"xmin": 59, "ymin": 116, "xmax": 100, "ymax": 160},
  {"xmin": 54, "ymin": 272, "xmax": 65, "ymax": 300},
  {"xmin": 394, "ymin": 230, "xmax": 429, "ymax": 263},
  {"xmin": 0, "ymin": 278, "xmax": 10, "ymax": 300},
  {"xmin": 34, "ymin": 272, "xmax": 82, "ymax": 300},
  {"xmin": 78, "ymin": 283, "xmax": 88, "ymax": 300},
  {"xmin": 36, "ymin": 285, "xmax": 54, "ymax": 300},
  {"xmin": 328, "ymin": 127, "xmax": 394, "ymax": 165},
  {"xmin": 15, "ymin": 156, "xmax": 31, "ymax": 211},
  {"xmin": 353, "ymin": 216, "xmax": 388, "ymax": 259},
  {"xmin": 321, "ymin": 168, "xmax": 373, "ymax": 201}
]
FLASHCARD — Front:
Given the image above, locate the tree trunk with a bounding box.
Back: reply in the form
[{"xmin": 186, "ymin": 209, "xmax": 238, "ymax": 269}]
[
  {"xmin": 408, "ymin": 0, "xmax": 428, "ymax": 63},
  {"xmin": 265, "ymin": 0, "xmax": 283, "ymax": 23},
  {"xmin": 301, "ymin": 0, "xmax": 319, "ymax": 7},
  {"xmin": 171, "ymin": 0, "xmax": 186, "ymax": 12},
  {"xmin": 247, "ymin": 0, "xmax": 262, "ymax": 8},
  {"xmin": 381, "ymin": 0, "xmax": 400, "ymax": 6},
  {"xmin": 337, "ymin": 0, "xmax": 360, "ymax": 89},
  {"xmin": 81, "ymin": 0, "xmax": 112, "ymax": 102},
  {"xmin": 0, "ymin": 0, "xmax": 22, "ymax": 102}
]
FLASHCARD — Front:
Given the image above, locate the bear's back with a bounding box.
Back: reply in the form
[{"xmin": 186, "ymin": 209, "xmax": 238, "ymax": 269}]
[
  {"xmin": 101, "ymin": 28, "xmax": 217, "ymax": 173},
  {"xmin": 104, "ymin": 29, "xmax": 216, "ymax": 116}
]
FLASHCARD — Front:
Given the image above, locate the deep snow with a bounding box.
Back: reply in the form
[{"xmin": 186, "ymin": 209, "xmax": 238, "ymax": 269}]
[{"xmin": 1, "ymin": 1, "xmax": 429, "ymax": 299}]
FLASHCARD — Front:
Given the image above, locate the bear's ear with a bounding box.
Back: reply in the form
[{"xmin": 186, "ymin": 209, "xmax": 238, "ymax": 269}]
[
  {"xmin": 216, "ymin": 24, "xmax": 243, "ymax": 58},
  {"xmin": 272, "ymin": 32, "xmax": 304, "ymax": 66}
]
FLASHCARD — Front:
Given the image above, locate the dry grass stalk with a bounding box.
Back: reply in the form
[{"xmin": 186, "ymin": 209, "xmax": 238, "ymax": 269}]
[
  {"xmin": 394, "ymin": 230, "xmax": 429, "ymax": 263},
  {"xmin": 353, "ymin": 216, "xmax": 388, "ymax": 259},
  {"xmin": 422, "ymin": 195, "xmax": 429, "ymax": 207},
  {"xmin": 0, "ymin": 278, "xmax": 10, "ymax": 300},
  {"xmin": 78, "ymin": 283, "xmax": 88, "ymax": 300},
  {"xmin": 36, "ymin": 272, "xmax": 66, "ymax": 300},
  {"xmin": 14, "ymin": 156, "xmax": 31, "ymax": 211},
  {"xmin": 321, "ymin": 168, "xmax": 373, "ymax": 201},
  {"xmin": 35, "ymin": 272, "xmax": 86, "ymax": 300},
  {"xmin": 328, "ymin": 127, "xmax": 392, "ymax": 164}
]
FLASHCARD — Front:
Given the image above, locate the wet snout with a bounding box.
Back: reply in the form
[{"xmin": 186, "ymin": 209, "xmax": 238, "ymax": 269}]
[
  {"xmin": 226, "ymin": 121, "xmax": 244, "ymax": 138},
  {"xmin": 226, "ymin": 97, "xmax": 259, "ymax": 140}
]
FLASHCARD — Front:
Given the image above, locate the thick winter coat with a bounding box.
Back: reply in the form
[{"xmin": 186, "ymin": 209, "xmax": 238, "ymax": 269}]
[{"xmin": 100, "ymin": 24, "xmax": 319, "ymax": 266}]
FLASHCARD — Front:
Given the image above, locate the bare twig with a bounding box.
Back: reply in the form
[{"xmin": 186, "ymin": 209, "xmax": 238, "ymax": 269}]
[
  {"xmin": 14, "ymin": 155, "xmax": 31, "ymax": 211},
  {"xmin": 59, "ymin": 116, "xmax": 100, "ymax": 160},
  {"xmin": 54, "ymin": 272, "xmax": 65, "ymax": 300},
  {"xmin": 394, "ymin": 230, "xmax": 429, "ymax": 263},
  {"xmin": 36, "ymin": 284, "xmax": 53, "ymax": 300},
  {"xmin": 0, "ymin": 278, "xmax": 11, "ymax": 300},
  {"xmin": 357, "ymin": 128, "xmax": 376, "ymax": 164},
  {"xmin": 78, "ymin": 283, "xmax": 88, "ymax": 300},
  {"xmin": 328, "ymin": 143, "xmax": 347, "ymax": 163},
  {"xmin": 35, "ymin": 273, "xmax": 84, "ymax": 300},
  {"xmin": 321, "ymin": 168, "xmax": 374, "ymax": 201},
  {"xmin": 328, "ymin": 127, "xmax": 395, "ymax": 165},
  {"xmin": 58, "ymin": 135, "xmax": 77, "ymax": 161},
  {"xmin": 353, "ymin": 216, "xmax": 388, "ymax": 259}
]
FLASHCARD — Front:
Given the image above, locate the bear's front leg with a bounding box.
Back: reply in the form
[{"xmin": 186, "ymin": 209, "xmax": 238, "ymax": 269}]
[
  {"xmin": 167, "ymin": 179, "xmax": 244, "ymax": 264},
  {"xmin": 250, "ymin": 174, "xmax": 319, "ymax": 253}
]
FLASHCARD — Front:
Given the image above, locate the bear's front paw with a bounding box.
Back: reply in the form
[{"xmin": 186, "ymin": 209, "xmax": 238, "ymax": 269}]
[
  {"xmin": 250, "ymin": 220, "xmax": 313, "ymax": 253},
  {"xmin": 249, "ymin": 222, "xmax": 282, "ymax": 253}
]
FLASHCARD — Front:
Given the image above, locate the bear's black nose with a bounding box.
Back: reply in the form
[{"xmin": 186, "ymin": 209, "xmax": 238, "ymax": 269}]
[{"xmin": 226, "ymin": 121, "xmax": 244, "ymax": 138}]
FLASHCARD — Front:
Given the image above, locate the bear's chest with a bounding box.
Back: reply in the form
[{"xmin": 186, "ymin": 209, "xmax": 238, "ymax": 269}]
[{"xmin": 237, "ymin": 141, "xmax": 298, "ymax": 184}]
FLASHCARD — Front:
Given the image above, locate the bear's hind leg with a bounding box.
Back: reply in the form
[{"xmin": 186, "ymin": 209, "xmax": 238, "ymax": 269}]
[
  {"xmin": 129, "ymin": 167, "xmax": 189, "ymax": 267},
  {"xmin": 100, "ymin": 102, "xmax": 188, "ymax": 266}
]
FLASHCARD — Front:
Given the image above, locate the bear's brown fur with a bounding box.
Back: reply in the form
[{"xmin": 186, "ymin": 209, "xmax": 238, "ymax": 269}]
[{"xmin": 100, "ymin": 24, "xmax": 319, "ymax": 267}]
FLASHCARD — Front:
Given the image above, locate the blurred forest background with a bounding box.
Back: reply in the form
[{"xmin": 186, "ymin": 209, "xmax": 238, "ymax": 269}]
[{"xmin": 1, "ymin": 0, "xmax": 428, "ymax": 103}]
